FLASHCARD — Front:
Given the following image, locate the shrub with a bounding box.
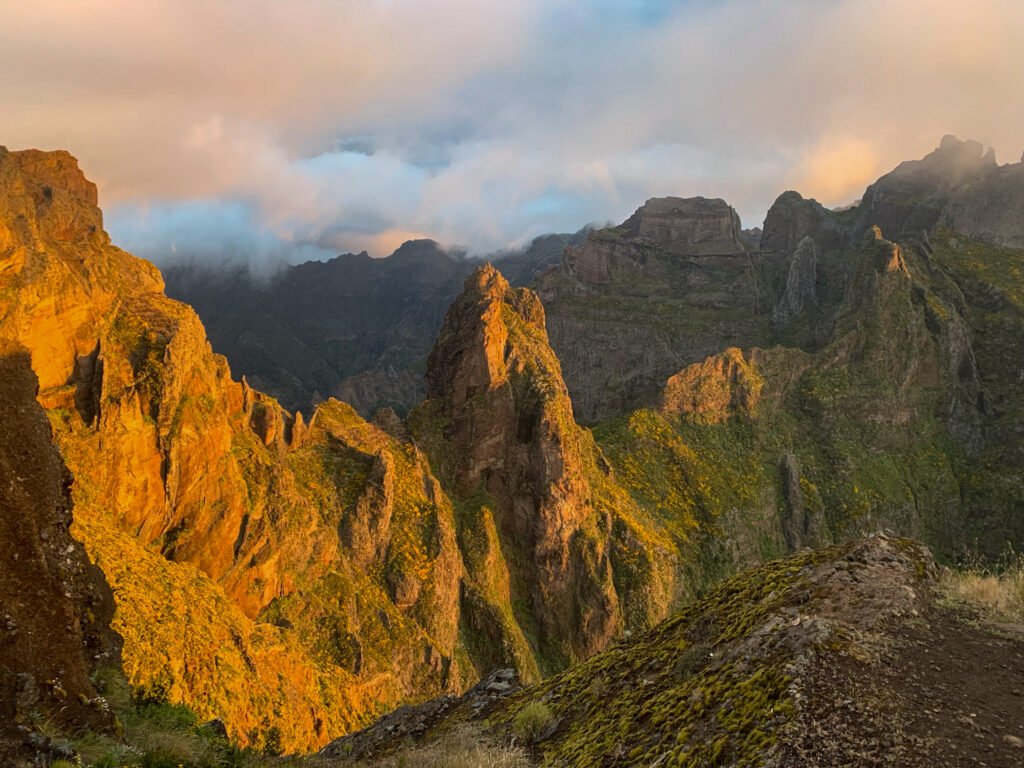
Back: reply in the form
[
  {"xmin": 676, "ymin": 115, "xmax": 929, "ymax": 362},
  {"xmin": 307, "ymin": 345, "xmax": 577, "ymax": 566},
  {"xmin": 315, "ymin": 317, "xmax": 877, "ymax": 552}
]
[{"xmin": 512, "ymin": 701, "xmax": 554, "ymax": 743}]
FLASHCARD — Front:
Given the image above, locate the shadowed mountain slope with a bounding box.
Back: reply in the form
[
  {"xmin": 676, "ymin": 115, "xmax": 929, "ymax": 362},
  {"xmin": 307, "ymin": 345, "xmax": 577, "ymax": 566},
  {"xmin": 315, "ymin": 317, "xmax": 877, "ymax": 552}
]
[
  {"xmin": 0, "ymin": 340, "xmax": 120, "ymax": 763},
  {"xmin": 163, "ymin": 234, "xmax": 578, "ymax": 417}
]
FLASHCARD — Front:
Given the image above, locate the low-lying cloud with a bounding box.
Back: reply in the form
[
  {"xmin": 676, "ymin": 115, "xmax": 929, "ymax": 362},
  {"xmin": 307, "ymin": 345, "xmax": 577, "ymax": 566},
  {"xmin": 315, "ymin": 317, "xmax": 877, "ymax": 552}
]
[{"xmin": 3, "ymin": 0, "xmax": 1023, "ymax": 263}]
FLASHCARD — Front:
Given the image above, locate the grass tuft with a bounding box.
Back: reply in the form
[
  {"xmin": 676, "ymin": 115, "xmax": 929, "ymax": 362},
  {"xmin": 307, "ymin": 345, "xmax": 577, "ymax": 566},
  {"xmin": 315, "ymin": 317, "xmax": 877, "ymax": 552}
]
[
  {"xmin": 349, "ymin": 725, "xmax": 530, "ymax": 768},
  {"xmin": 941, "ymin": 554, "xmax": 1024, "ymax": 623},
  {"xmin": 512, "ymin": 701, "xmax": 555, "ymax": 743}
]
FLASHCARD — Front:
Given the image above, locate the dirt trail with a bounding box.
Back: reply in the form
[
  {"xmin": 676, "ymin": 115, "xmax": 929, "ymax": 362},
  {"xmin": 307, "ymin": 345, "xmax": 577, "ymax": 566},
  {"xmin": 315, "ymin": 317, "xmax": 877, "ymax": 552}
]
[{"xmin": 779, "ymin": 605, "xmax": 1024, "ymax": 767}]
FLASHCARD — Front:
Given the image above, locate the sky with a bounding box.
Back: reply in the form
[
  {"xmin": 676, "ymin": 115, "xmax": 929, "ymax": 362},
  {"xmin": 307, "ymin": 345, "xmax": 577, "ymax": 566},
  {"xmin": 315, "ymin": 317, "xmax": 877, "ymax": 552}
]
[{"xmin": 3, "ymin": 0, "xmax": 1024, "ymax": 265}]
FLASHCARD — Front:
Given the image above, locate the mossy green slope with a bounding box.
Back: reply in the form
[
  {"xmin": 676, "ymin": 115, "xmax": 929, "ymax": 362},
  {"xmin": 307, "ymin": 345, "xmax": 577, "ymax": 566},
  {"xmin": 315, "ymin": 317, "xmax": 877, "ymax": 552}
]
[
  {"xmin": 492, "ymin": 535, "xmax": 936, "ymax": 768},
  {"xmin": 345, "ymin": 535, "xmax": 935, "ymax": 768},
  {"xmin": 589, "ymin": 223, "xmax": 1008, "ymax": 605},
  {"xmin": 925, "ymin": 228, "xmax": 1024, "ymax": 551},
  {"xmin": 496, "ymin": 548, "xmax": 823, "ymax": 767}
]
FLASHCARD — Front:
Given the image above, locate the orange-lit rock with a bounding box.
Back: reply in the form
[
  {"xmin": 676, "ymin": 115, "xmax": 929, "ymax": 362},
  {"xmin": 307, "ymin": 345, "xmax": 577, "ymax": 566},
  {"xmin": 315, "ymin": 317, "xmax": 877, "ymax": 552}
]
[
  {"xmin": 0, "ymin": 147, "xmax": 468, "ymax": 750},
  {"xmin": 661, "ymin": 347, "xmax": 763, "ymax": 424}
]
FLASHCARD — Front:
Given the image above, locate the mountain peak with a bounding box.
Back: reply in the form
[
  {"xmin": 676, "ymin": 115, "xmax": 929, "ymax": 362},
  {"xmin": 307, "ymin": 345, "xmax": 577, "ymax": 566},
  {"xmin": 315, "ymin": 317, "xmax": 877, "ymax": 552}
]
[
  {"xmin": 883, "ymin": 134, "xmax": 996, "ymax": 188},
  {"xmin": 422, "ymin": 264, "xmax": 624, "ymax": 664},
  {"xmin": 619, "ymin": 195, "xmax": 744, "ymax": 255},
  {"xmin": 0, "ymin": 147, "xmax": 105, "ymax": 247},
  {"xmin": 462, "ymin": 262, "xmax": 508, "ymax": 298},
  {"xmin": 426, "ymin": 263, "xmax": 544, "ymax": 408}
]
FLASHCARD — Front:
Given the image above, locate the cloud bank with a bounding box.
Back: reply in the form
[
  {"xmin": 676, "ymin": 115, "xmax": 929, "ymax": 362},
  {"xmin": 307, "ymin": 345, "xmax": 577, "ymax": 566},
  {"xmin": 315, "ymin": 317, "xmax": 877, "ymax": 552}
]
[{"xmin": 2, "ymin": 0, "xmax": 1023, "ymax": 263}]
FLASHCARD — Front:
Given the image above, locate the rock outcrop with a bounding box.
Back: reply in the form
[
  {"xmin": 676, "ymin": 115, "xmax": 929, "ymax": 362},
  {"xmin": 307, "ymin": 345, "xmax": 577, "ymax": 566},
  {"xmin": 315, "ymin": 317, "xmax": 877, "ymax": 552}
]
[
  {"xmin": 773, "ymin": 235, "xmax": 819, "ymax": 323},
  {"xmin": 761, "ymin": 191, "xmax": 850, "ymax": 255},
  {"xmin": 422, "ymin": 265, "xmax": 625, "ymax": 668},
  {"xmin": 619, "ymin": 196, "xmax": 745, "ymax": 256},
  {"xmin": 494, "ymin": 535, "xmax": 944, "ymax": 767},
  {"xmin": 660, "ymin": 347, "xmax": 763, "ymax": 424},
  {"xmin": 558, "ymin": 197, "xmax": 746, "ymax": 288},
  {"xmin": 320, "ymin": 668, "xmax": 520, "ymax": 761},
  {"xmin": 0, "ymin": 340, "xmax": 119, "ymax": 762}
]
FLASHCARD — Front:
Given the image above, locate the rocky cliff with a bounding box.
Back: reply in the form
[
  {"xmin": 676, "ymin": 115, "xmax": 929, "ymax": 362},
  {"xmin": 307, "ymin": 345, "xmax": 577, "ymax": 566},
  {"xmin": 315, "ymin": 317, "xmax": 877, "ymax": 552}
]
[
  {"xmin": 618, "ymin": 196, "xmax": 745, "ymax": 256},
  {"xmin": 415, "ymin": 265, "xmax": 671, "ymax": 672},
  {"xmin": 0, "ymin": 340, "xmax": 119, "ymax": 763},
  {"xmin": 772, "ymin": 235, "xmax": 819, "ymax": 324},
  {"xmin": 538, "ymin": 197, "xmax": 782, "ymax": 420},
  {"xmin": 0, "ymin": 148, "xmax": 472, "ymax": 750}
]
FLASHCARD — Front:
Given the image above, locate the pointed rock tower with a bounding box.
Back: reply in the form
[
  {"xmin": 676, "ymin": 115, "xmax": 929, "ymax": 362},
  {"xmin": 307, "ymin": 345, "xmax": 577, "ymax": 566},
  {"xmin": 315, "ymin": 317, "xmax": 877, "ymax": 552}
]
[{"xmin": 423, "ymin": 265, "xmax": 627, "ymax": 670}]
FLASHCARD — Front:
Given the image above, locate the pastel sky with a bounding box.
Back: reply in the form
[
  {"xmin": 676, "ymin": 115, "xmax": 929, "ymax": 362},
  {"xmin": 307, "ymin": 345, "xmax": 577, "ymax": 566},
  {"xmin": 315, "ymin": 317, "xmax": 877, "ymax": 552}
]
[{"xmin": 3, "ymin": 0, "xmax": 1023, "ymax": 264}]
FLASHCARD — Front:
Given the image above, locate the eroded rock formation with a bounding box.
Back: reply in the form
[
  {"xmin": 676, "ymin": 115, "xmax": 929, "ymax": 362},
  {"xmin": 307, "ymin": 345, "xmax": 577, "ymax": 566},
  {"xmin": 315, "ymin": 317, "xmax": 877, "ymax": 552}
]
[
  {"xmin": 661, "ymin": 347, "xmax": 763, "ymax": 424},
  {"xmin": 539, "ymin": 197, "xmax": 780, "ymax": 420},
  {"xmin": 423, "ymin": 265, "xmax": 626, "ymax": 667},
  {"xmin": 0, "ymin": 148, "xmax": 466, "ymax": 750},
  {"xmin": 773, "ymin": 235, "xmax": 819, "ymax": 323}
]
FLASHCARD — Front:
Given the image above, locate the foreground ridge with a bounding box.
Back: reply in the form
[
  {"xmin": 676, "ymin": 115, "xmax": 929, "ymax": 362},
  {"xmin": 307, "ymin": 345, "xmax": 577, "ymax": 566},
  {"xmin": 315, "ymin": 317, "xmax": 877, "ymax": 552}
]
[{"xmin": 324, "ymin": 534, "xmax": 1024, "ymax": 767}]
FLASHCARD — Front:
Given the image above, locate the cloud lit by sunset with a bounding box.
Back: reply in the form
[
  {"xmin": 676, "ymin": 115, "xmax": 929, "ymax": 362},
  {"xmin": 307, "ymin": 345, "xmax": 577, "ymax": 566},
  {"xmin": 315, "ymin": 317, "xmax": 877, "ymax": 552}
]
[
  {"xmin": 790, "ymin": 138, "xmax": 880, "ymax": 208},
  {"xmin": 3, "ymin": 0, "xmax": 1023, "ymax": 262}
]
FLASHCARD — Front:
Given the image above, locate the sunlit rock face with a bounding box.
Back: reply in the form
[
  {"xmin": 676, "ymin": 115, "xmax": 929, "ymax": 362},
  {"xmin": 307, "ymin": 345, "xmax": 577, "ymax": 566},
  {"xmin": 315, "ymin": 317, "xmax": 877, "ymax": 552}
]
[
  {"xmin": 0, "ymin": 145, "xmax": 283, "ymax": 606},
  {"xmin": 660, "ymin": 347, "xmax": 762, "ymax": 425},
  {"xmin": 0, "ymin": 147, "xmax": 471, "ymax": 750}
]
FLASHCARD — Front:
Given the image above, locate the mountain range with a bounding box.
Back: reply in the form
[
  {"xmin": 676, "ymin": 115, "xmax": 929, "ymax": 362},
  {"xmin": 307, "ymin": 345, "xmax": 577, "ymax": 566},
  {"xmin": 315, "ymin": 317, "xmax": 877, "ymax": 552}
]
[
  {"xmin": 162, "ymin": 233, "xmax": 581, "ymax": 416},
  {"xmin": 1, "ymin": 135, "xmax": 1023, "ymax": 765}
]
